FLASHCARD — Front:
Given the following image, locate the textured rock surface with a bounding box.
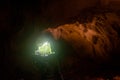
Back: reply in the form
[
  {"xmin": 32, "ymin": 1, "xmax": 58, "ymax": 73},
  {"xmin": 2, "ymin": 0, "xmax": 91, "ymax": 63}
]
[
  {"xmin": 45, "ymin": 12, "xmax": 120, "ymax": 61},
  {"xmin": 44, "ymin": 12, "xmax": 120, "ymax": 79}
]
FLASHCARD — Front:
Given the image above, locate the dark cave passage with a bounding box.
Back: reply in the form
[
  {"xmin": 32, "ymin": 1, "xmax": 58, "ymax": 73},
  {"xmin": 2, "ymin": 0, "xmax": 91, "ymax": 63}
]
[{"xmin": 1, "ymin": 0, "xmax": 120, "ymax": 80}]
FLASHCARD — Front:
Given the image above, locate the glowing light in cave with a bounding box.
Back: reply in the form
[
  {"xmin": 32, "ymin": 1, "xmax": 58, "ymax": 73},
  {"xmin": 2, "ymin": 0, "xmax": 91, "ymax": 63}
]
[{"xmin": 35, "ymin": 41, "xmax": 55, "ymax": 56}]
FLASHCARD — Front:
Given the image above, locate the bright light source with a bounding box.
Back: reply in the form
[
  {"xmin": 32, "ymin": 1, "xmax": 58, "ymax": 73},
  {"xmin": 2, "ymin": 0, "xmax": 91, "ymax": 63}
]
[{"xmin": 35, "ymin": 41, "xmax": 55, "ymax": 56}]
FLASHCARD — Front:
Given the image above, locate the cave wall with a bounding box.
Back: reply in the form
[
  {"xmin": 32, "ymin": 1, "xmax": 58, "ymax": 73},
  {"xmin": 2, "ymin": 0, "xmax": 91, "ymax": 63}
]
[{"xmin": 1, "ymin": 0, "xmax": 120, "ymax": 79}]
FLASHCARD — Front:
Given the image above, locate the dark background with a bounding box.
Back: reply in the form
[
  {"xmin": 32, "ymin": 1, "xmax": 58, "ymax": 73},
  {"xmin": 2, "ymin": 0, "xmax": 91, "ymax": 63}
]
[{"xmin": 1, "ymin": 0, "xmax": 120, "ymax": 80}]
